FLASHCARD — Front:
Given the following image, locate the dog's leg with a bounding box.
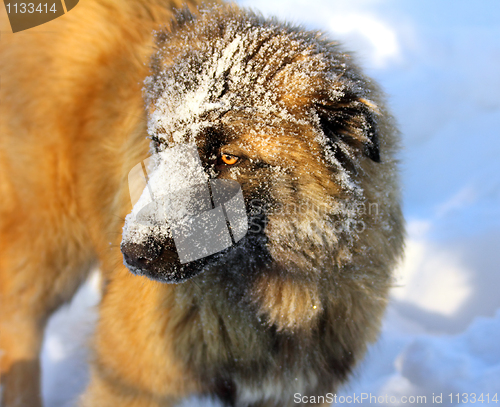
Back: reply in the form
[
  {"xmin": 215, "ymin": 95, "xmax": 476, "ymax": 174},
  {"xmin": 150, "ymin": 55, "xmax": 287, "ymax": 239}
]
[
  {"xmin": 0, "ymin": 212, "xmax": 94, "ymax": 407},
  {"xmin": 79, "ymin": 259, "xmax": 199, "ymax": 407},
  {"xmin": 0, "ymin": 317, "xmax": 43, "ymax": 407}
]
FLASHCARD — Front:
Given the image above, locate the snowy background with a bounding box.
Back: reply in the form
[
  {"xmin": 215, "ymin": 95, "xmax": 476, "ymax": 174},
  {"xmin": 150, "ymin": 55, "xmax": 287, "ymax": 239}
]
[{"xmin": 41, "ymin": 0, "xmax": 500, "ymax": 405}]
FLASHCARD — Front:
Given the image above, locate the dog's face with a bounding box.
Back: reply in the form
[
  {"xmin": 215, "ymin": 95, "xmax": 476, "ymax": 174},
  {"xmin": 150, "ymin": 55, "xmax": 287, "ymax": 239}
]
[{"xmin": 121, "ymin": 8, "xmax": 381, "ymax": 284}]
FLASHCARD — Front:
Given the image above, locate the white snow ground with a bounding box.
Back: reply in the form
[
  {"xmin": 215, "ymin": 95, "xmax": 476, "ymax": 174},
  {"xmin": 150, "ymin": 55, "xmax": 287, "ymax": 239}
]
[{"xmin": 41, "ymin": 1, "xmax": 500, "ymax": 405}]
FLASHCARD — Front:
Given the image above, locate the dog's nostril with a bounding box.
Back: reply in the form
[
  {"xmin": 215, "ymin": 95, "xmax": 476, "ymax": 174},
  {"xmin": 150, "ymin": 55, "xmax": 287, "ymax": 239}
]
[{"xmin": 121, "ymin": 242, "xmax": 162, "ymax": 268}]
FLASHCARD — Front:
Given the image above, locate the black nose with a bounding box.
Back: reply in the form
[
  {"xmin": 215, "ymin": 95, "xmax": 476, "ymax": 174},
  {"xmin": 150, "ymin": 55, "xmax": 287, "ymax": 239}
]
[
  {"xmin": 121, "ymin": 240, "xmax": 164, "ymax": 270},
  {"xmin": 121, "ymin": 237, "xmax": 214, "ymax": 283}
]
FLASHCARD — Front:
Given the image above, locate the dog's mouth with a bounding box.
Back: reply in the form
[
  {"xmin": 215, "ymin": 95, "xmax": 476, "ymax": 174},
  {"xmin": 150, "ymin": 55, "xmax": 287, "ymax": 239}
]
[
  {"xmin": 121, "ymin": 238, "xmax": 209, "ymax": 283},
  {"xmin": 121, "ymin": 233, "xmax": 246, "ymax": 283}
]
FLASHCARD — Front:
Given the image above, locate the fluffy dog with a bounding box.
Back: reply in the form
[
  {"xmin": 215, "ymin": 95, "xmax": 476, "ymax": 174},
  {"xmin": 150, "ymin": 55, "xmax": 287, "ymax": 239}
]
[{"xmin": 0, "ymin": 2, "xmax": 404, "ymax": 406}]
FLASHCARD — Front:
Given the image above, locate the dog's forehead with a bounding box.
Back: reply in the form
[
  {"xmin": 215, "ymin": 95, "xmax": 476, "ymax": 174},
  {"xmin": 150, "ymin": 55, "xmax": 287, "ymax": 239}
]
[{"xmin": 146, "ymin": 23, "xmax": 328, "ymax": 146}]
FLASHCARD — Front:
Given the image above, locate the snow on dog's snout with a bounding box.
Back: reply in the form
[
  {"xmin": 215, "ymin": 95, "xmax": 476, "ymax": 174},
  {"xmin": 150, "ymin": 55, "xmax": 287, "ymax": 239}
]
[{"xmin": 123, "ymin": 143, "xmax": 247, "ymax": 264}]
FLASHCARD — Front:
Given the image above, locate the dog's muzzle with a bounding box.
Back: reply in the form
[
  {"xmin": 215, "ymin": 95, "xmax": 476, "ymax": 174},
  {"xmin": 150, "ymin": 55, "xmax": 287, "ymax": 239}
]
[{"xmin": 121, "ymin": 143, "xmax": 248, "ymax": 283}]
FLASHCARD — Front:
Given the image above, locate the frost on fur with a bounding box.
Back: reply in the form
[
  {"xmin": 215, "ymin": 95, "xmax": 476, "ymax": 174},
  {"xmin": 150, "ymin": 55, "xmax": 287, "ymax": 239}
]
[{"xmin": 121, "ymin": 6, "xmax": 399, "ymax": 282}]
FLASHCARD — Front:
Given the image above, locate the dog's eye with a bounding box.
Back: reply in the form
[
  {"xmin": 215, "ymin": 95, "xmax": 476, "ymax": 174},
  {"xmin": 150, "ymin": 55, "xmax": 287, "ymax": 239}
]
[{"xmin": 220, "ymin": 153, "xmax": 239, "ymax": 165}]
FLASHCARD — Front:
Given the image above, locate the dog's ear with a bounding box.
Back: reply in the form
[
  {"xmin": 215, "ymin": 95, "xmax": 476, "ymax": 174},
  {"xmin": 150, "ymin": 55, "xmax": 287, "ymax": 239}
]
[{"xmin": 316, "ymin": 87, "xmax": 381, "ymax": 164}]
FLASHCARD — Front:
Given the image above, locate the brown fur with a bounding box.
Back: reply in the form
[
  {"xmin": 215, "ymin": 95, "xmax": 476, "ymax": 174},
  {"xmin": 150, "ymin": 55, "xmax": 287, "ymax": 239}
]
[{"xmin": 0, "ymin": 2, "xmax": 404, "ymax": 407}]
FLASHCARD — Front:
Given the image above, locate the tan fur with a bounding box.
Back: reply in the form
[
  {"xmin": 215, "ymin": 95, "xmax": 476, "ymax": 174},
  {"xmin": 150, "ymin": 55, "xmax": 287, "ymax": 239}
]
[
  {"xmin": 0, "ymin": 1, "xmax": 202, "ymax": 405},
  {"xmin": 0, "ymin": 2, "xmax": 404, "ymax": 407}
]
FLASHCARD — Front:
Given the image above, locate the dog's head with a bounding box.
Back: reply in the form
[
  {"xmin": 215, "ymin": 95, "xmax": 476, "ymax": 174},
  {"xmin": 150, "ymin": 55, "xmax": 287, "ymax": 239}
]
[{"xmin": 121, "ymin": 6, "xmax": 387, "ymax": 284}]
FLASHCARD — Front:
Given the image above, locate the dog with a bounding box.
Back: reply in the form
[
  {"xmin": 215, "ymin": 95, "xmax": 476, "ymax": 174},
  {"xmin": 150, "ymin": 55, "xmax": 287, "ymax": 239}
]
[{"xmin": 0, "ymin": 2, "xmax": 404, "ymax": 406}]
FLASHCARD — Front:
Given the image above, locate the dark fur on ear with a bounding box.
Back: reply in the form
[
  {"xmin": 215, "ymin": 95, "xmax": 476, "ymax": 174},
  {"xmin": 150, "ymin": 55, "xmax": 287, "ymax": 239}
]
[{"xmin": 316, "ymin": 83, "xmax": 381, "ymax": 165}]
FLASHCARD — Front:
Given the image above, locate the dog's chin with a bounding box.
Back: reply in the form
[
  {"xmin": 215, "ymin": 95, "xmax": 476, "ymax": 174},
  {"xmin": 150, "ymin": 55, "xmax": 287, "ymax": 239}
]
[
  {"xmin": 121, "ymin": 230, "xmax": 267, "ymax": 284},
  {"xmin": 121, "ymin": 242, "xmax": 194, "ymax": 283},
  {"xmin": 123, "ymin": 257, "xmax": 202, "ymax": 284},
  {"xmin": 121, "ymin": 242, "xmax": 225, "ymax": 283}
]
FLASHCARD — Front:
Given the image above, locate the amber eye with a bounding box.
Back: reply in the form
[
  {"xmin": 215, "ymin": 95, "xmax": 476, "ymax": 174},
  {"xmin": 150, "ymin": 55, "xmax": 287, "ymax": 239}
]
[{"xmin": 221, "ymin": 153, "xmax": 239, "ymax": 165}]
